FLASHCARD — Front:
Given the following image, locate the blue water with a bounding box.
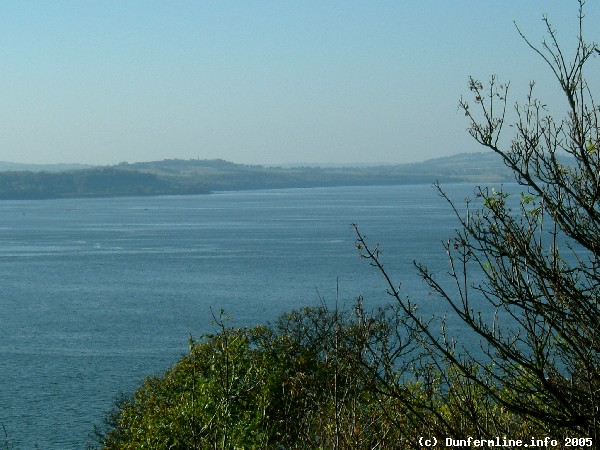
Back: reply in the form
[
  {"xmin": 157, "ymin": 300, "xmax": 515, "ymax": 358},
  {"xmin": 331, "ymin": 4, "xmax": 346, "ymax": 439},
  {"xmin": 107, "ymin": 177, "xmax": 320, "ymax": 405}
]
[{"xmin": 0, "ymin": 184, "xmax": 477, "ymax": 449}]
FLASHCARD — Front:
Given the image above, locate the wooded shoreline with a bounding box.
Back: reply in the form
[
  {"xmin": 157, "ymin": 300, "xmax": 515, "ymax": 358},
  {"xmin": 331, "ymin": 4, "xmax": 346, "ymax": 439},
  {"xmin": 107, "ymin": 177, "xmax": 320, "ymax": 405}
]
[{"xmin": 0, "ymin": 152, "xmax": 513, "ymax": 199}]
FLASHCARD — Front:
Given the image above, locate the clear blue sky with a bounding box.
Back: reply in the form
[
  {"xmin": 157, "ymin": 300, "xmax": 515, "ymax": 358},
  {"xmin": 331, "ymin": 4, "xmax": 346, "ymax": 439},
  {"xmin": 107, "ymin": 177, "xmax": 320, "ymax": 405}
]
[{"xmin": 0, "ymin": 1, "xmax": 598, "ymax": 165}]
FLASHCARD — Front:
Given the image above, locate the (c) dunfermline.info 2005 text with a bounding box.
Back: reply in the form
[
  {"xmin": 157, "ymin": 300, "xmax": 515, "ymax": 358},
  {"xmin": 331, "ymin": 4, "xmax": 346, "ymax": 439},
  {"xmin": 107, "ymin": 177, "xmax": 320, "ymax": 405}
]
[{"xmin": 418, "ymin": 436, "xmax": 594, "ymax": 447}]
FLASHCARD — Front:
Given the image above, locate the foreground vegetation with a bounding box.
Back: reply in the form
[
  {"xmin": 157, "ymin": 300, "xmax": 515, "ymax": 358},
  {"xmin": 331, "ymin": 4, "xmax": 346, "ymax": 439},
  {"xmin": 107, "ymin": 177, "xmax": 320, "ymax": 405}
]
[
  {"xmin": 94, "ymin": 306, "xmax": 552, "ymax": 449},
  {"xmin": 95, "ymin": 3, "xmax": 598, "ymax": 449}
]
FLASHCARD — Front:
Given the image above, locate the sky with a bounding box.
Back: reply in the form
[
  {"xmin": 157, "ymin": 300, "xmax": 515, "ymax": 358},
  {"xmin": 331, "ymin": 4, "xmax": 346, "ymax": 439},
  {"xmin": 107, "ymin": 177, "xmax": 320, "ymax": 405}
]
[{"xmin": 0, "ymin": 1, "xmax": 598, "ymax": 166}]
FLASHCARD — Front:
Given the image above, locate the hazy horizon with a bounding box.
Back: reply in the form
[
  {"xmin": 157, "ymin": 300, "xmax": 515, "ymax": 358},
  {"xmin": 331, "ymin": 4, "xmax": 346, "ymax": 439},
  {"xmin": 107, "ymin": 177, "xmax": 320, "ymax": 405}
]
[
  {"xmin": 1, "ymin": 1, "xmax": 598, "ymax": 166},
  {"xmin": 0, "ymin": 150, "xmax": 496, "ymax": 169}
]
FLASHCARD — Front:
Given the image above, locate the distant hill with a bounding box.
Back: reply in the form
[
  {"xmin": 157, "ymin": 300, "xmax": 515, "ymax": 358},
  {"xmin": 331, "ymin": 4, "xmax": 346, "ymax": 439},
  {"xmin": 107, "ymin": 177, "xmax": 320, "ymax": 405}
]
[
  {"xmin": 400, "ymin": 152, "xmax": 513, "ymax": 181},
  {"xmin": 0, "ymin": 167, "xmax": 209, "ymax": 200},
  {"xmin": 0, "ymin": 161, "xmax": 92, "ymax": 172},
  {"xmin": 0, "ymin": 152, "xmax": 514, "ymax": 200},
  {"xmin": 116, "ymin": 152, "xmax": 514, "ymax": 190}
]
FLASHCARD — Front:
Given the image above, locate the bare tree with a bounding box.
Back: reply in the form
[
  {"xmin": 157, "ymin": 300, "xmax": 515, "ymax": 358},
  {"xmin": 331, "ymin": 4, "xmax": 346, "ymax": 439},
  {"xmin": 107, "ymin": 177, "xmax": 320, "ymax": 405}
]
[{"xmin": 355, "ymin": 0, "xmax": 599, "ymax": 442}]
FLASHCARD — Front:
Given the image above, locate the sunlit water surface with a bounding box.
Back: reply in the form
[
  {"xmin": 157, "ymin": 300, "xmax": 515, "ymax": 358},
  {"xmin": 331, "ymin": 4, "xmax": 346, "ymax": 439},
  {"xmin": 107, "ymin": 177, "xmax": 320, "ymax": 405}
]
[{"xmin": 0, "ymin": 184, "xmax": 489, "ymax": 448}]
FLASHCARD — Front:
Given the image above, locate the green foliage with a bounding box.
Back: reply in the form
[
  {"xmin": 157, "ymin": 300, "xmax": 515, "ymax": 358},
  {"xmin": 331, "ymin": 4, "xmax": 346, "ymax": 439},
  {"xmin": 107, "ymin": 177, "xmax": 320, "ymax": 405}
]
[
  {"xmin": 97, "ymin": 306, "xmax": 398, "ymax": 449},
  {"xmin": 96, "ymin": 305, "xmax": 554, "ymax": 449}
]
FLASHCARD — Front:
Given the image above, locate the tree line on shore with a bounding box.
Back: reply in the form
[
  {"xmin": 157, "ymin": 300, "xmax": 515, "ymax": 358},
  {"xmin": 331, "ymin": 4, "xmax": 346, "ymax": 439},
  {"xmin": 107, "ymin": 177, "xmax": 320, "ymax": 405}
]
[
  {"xmin": 0, "ymin": 152, "xmax": 512, "ymax": 200},
  {"xmin": 0, "ymin": 167, "xmax": 209, "ymax": 199}
]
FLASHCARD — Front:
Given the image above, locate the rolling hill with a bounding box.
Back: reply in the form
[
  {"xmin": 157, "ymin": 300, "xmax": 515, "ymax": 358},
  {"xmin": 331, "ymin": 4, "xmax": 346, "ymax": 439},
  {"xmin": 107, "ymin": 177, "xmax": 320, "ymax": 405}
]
[{"xmin": 0, "ymin": 152, "xmax": 514, "ymax": 199}]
